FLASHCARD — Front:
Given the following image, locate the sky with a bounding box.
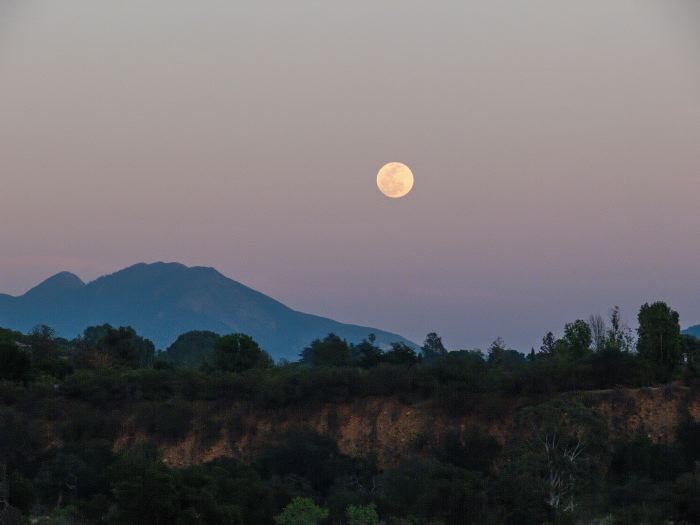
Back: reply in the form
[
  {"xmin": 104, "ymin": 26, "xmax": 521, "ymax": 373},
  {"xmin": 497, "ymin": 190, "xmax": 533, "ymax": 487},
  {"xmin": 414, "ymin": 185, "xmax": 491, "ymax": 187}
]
[{"xmin": 2, "ymin": 0, "xmax": 700, "ymax": 351}]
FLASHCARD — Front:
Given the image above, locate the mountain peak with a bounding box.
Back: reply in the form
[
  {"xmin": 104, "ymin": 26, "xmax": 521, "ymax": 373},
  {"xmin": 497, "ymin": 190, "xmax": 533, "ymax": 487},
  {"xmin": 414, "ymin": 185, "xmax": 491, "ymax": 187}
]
[
  {"xmin": 23, "ymin": 271, "xmax": 85, "ymax": 298},
  {"xmin": 117, "ymin": 261, "xmax": 188, "ymax": 274},
  {"xmin": 1, "ymin": 262, "xmax": 415, "ymax": 358},
  {"xmin": 91, "ymin": 262, "xmax": 226, "ymax": 289}
]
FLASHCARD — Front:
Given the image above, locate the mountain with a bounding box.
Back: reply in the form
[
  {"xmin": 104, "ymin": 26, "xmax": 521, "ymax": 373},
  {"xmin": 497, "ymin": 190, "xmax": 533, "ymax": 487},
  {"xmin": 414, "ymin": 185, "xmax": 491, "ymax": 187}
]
[
  {"xmin": 682, "ymin": 326, "xmax": 700, "ymax": 339},
  {"xmin": 0, "ymin": 262, "xmax": 415, "ymax": 359}
]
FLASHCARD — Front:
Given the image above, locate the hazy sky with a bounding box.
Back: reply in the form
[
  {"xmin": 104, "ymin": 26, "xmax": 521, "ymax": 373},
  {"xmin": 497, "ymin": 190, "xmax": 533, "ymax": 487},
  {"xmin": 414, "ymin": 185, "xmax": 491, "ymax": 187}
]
[{"xmin": 2, "ymin": 0, "xmax": 700, "ymax": 350}]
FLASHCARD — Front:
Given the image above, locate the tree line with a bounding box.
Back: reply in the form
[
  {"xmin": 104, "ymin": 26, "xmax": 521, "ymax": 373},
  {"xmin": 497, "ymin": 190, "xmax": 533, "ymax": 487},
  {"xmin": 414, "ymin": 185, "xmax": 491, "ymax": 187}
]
[{"xmin": 1, "ymin": 300, "xmax": 700, "ymax": 523}]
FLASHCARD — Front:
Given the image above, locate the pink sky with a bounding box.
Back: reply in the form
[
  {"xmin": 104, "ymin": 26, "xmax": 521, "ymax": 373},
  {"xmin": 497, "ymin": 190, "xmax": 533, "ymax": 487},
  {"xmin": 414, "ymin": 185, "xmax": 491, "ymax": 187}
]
[{"xmin": 2, "ymin": 0, "xmax": 700, "ymax": 349}]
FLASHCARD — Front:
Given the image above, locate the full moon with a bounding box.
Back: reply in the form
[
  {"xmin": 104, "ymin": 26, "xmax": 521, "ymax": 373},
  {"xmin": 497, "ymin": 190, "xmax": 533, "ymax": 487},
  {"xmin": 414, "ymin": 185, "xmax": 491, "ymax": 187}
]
[{"xmin": 377, "ymin": 162, "xmax": 414, "ymax": 199}]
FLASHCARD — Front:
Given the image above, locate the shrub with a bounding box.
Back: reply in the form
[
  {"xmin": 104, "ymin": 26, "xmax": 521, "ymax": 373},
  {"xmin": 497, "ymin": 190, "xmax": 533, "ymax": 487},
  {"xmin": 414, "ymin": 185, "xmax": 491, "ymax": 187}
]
[{"xmin": 274, "ymin": 497, "xmax": 328, "ymax": 525}]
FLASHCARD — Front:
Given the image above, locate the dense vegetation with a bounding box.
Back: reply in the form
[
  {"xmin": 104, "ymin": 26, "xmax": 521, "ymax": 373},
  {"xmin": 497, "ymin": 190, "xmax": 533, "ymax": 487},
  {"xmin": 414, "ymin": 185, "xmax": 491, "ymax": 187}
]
[{"xmin": 1, "ymin": 302, "xmax": 700, "ymax": 524}]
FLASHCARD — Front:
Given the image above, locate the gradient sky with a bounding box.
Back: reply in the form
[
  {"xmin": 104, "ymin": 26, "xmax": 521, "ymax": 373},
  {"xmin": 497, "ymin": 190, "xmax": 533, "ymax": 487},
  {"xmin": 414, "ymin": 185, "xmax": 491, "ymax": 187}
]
[{"xmin": 2, "ymin": 0, "xmax": 700, "ymax": 350}]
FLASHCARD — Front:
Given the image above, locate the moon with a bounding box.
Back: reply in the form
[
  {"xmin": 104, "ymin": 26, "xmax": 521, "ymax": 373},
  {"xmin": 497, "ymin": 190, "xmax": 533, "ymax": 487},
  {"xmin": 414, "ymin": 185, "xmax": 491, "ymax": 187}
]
[{"xmin": 377, "ymin": 162, "xmax": 414, "ymax": 199}]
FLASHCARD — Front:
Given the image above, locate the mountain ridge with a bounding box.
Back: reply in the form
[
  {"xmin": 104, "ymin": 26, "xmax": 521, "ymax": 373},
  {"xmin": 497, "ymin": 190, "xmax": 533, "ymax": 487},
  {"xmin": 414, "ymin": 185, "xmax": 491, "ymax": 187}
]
[
  {"xmin": 0, "ymin": 262, "xmax": 415, "ymax": 359},
  {"xmin": 682, "ymin": 325, "xmax": 700, "ymax": 339}
]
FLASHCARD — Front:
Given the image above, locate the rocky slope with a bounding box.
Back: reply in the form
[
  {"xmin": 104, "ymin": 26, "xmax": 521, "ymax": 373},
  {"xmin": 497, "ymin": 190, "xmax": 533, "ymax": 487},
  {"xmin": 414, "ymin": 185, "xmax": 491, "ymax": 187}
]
[{"xmin": 103, "ymin": 384, "xmax": 700, "ymax": 469}]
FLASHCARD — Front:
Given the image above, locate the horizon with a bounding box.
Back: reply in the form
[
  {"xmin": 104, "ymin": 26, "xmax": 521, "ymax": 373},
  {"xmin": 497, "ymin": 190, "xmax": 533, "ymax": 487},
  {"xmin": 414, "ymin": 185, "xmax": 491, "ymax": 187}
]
[
  {"xmin": 3, "ymin": 260, "xmax": 700, "ymax": 352},
  {"xmin": 2, "ymin": 1, "xmax": 700, "ymax": 351}
]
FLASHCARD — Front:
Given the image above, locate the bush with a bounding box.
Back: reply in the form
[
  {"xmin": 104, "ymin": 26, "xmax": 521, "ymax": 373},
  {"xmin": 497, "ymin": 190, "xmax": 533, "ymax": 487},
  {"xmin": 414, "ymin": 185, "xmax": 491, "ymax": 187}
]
[
  {"xmin": 274, "ymin": 497, "xmax": 328, "ymax": 525},
  {"xmin": 346, "ymin": 502, "xmax": 379, "ymax": 525}
]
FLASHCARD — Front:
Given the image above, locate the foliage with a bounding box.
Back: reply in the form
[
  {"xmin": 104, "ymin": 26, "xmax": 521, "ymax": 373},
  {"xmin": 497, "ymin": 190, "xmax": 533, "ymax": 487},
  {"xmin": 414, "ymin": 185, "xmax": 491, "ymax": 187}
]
[
  {"xmin": 81, "ymin": 324, "xmax": 156, "ymax": 369},
  {"xmin": 431, "ymin": 429, "xmax": 500, "ymax": 473},
  {"xmin": 562, "ymin": 320, "xmax": 593, "ymax": 359},
  {"xmin": 257, "ymin": 429, "xmax": 359, "ymax": 497},
  {"xmin": 274, "ymin": 497, "xmax": 328, "ymax": 525},
  {"xmin": 504, "ymin": 399, "xmax": 610, "ymax": 520},
  {"xmin": 300, "ymin": 333, "xmax": 352, "ymax": 367},
  {"xmin": 382, "ymin": 342, "xmax": 419, "ymax": 366},
  {"xmin": 379, "ymin": 458, "xmax": 487, "ymax": 524},
  {"xmin": 165, "ymin": 330, "xmax": 220, "ymax": 368},
  {"xmin": 346, "ymin": 502, "xmax": 379, "ymax": 525},
  {"xmin": 422, "ymin": 332, "xmax": 447, "ymax": 362},
  {"xmin": 215, "ymin": 333, "xmax": 272, "ymax": 373},
  {"xmin": 637, "ymin": 302, "xmax": 683, "ymax": 377},
  {"xmin": 351, "ymin": 335, "xmax": 382, "ymax": 368}
]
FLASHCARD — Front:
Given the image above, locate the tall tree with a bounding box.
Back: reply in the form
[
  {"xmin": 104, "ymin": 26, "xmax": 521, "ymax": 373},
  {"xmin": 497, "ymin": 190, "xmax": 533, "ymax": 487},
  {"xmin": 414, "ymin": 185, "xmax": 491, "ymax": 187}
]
[
  {"xmin": 606, "ymin": 306, "xmax": 634, "ymax": 353},
  {"xmin": 540, "ymin": 332, "xmax": 558, "ymax": 357},
  {"xmin": 562, "ymin": 320, "xmax": 592, "ymax": 359},
  {"xmin": 588, "ymin": 314, "xmax": 607, "ymax": 352},
  {"xmin": 637, "ymin": 302, "xmax": 682, "ymax": 373},
  {"xmin": 421, "ymin": 332, "xmax": 447, "ymax": 362}
]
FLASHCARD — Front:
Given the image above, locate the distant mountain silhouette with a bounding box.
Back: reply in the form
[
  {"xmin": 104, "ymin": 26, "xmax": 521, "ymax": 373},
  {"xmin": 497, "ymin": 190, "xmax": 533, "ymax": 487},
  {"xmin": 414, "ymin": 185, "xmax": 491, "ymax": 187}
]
[
  {"xmin": 0, "ymin": 262, "xmax": 415, "ymax": 359},
  {"xmin": 683, "ymin": 325, "xmax": 700, "ymax": 339}
]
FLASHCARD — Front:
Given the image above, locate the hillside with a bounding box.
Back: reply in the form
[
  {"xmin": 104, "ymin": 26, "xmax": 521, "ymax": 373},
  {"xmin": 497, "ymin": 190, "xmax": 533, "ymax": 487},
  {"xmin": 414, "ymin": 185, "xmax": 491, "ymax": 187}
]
[
  {"xmin": 101, "ymin": 385, "xmax": 700, "ymax": 469},
  {"xmin": 683, "ymin": 325, "xmax": 700, "ymax": 339},
  {"xmin": 0, "ymin": 262, "xmax": 415, "ymax": 359},
  {"xmin": 3, "ymin": 317, "xmax": 700, "ymax": 524}
]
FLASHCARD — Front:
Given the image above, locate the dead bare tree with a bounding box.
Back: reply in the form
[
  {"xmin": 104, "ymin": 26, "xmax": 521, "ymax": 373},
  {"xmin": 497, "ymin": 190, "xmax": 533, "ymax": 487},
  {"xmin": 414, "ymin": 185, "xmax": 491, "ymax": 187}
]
[
  {"xmin": 588, "ymin": 314, "xmax": 607, "ymax": 352},
  {"xmin": 533, "ymin": 422, "xmax": 587, "ymax": 514}
]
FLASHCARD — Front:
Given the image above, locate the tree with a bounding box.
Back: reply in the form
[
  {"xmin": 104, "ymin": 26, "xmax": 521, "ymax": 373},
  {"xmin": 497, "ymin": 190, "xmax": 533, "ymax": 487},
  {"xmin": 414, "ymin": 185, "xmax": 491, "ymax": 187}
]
[
  {"xmin": 165, "ymin": 330, "xmax": 220, "ymax": 368},
  {"xmin": 606, "ymin": 306, "xmax": 634, "ymax": 353},
  {"xmin": 346, "ymin": 502, "xmax": 379, "ymax": 525},
  {"xmin": 26, "ymin": 324, "xmax": 74, "ymax": 379},
  {"xmin": 94, "ymin": 326, "xmax": 155, "ymax": 369},
  {"xmin": 300, "ymin": 334, "xmax": 352, "ymax": 367},
  {"xmin": 637, "ymin": 302, "xmax": 683, "ymax": 374},
  {"xmin": 274, "ymin": 497, "xmax": 328, "ymax": 525},
  {"xmin": 562, "ymin": 320, "xmax": 592, "ymax": 359},
  {"xmin": 28, "ymin": 324, "xmax": 58, "ymax": 362},
  {"xmin": 588, "ymin": 314, "xmax": 607, "ymax": 352},
  {"xmin": 382, "ymin": 342, "xmax": 419, "ymax": 366},
  {"xmin": 351, "ymin": 336, "xmax": 382, "ymax": 368},
  {"xmin": 504, "ymin": 400, "xmax": 609, "ymax": 520},
  {"xmin": 80, "ymin": 324, "xmax": 155, "ymax": 368},
  {"xmin": 82, "ymin": 324, "xmax": 112, "ymax": 348},
  {"xmin": 487, "ymin": 338, "xmax": 525, "ymax": 369},
  {"xmin": 540, "ymin": 332, "xmax": 558, "ymax": 357},
  {"xmin": 421, "ymin": 332, "xmax": 447, "ymax": 362},
  {"xmin": 215, "ymin": 333, "xmax": 272, "ymax": 373}
]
